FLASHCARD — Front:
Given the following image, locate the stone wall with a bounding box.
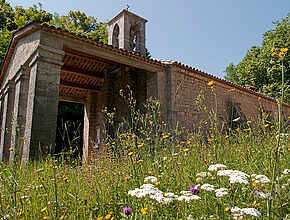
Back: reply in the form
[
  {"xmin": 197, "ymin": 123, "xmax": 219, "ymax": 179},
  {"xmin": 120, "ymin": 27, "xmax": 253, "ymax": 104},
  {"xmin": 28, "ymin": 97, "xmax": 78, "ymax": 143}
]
[{"xmin": 169, "ymin": 64, "xmax": 290, "ymax": 130}]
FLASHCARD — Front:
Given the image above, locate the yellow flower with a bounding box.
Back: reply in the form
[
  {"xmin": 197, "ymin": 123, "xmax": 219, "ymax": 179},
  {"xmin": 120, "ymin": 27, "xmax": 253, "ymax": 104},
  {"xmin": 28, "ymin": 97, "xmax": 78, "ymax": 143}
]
[
  {"xmin": 97, "ymin": 217, "xmax": 103, "ymax": 220},
  {"xmin": 264, "ymin": 124, "xmax": 269, "ymax": 128},
  {"xmin": 63, "ymin": 177, "xmax": 68, "ymax": 181},
  {"xmin": 43, "ymin": 217, "xmax": 49, "ymax": 220},
  {"xmin": 128, "ymin": 152, "xmax": 133, "ymax": 156},
  {"xmin": 41, "ymin": 207, "xmax": 47, "ymax": 212},
  {"xmin": 141, "ymin": 208, "xmax": 148, "ymax": 215},
  {"xmin": 208, "ymin": 80, "xmax": 214, "ymax": 86},
  {"xmin": 272, "ymin": 52, "xmax": 277, "ymax": 56},
  {"xmin": 9, "ymin": 147, "xmax": 14, "ymax": 151},
  {"xmin": 111, "ymin": 217, "xmax": 115, "ymax": 220},
  {"xmin": 59, "ymin": 216, "xmax": 65, "ymax": 220},
  {"xmin": 252, "ymin": 200, "xmax": 257, "ymax": 207},
  {"xmin": 105, "ymin": 214, "xmax": 111, "ymax": 219},
  {"xmin": 155, "ymin": 182, "xmax": 160, "ymax": 186},
  {"xmin": 148, "ymin": 171, "xmax": 152, "ymax": 175},
  {"xmin": 182, "ymin": 148, "xmax": 189, "ymax": 152},
  {"xmin": 270, "ymin": 47, "xmax": 275, "ymax": 52},
  {"xmin": 124, "ymin": 176, "xmax": 129, "ymax": 181},
  {"xmin": 252, "ymin": 182, "xmax": 257, "ymax": 187},
  {"xmin": 17, "ymin": 211, "xmax": 24, "ymax": 216},
  {"xmin": 279, "ymin": 52, "xmax": 285, "ymax": 57},
  {"xmin": 280, "ymin": 48, "xmax": 288, "ymax": 53},
  {"xmin": 225, "ymin": 207, "xmax": 230, "ymax": 212}
]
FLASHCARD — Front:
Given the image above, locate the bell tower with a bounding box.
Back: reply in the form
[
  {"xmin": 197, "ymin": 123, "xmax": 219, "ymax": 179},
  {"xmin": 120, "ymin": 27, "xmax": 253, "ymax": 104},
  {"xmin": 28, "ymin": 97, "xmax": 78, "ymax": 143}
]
[{"xmin": 108, "ymin": 7, "xmax": 147, "ymax": 56}]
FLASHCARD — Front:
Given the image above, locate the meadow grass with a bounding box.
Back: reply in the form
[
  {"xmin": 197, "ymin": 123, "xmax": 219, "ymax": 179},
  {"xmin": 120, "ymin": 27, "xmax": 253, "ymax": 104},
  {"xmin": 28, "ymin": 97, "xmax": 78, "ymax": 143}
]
[{"xmin": 1, "ymin": 106, "xmax": 289, "ymax": 220}]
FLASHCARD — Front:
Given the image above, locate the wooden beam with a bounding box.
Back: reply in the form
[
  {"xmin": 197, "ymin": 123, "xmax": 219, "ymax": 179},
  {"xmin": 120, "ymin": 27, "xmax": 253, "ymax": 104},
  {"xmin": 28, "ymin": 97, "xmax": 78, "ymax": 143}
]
[
  {"xmin": 59, "ymin": 94, "xmax": 86, "ymax": 104},
  {"xmin": 60, "ymin": 80, "xmax": 101, "ymax": 91},
  {"xmin": 61, "ymin": 66, "xmax": 105, "ymax": 79}
]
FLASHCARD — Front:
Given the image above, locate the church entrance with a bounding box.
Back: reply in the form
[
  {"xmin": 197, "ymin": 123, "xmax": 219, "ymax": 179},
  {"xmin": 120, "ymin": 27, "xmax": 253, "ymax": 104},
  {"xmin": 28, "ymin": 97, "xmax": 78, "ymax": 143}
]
[{"xmin": 55, "ymin": 101, "xmax": 84, "ymax": 159}]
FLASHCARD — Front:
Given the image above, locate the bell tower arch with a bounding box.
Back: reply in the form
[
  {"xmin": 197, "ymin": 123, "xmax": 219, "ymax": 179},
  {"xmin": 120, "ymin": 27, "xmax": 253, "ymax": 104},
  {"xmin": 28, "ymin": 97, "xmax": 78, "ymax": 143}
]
[{"xmin": 108, "ymin": 8, "xmax": 147, "ymax": 55}]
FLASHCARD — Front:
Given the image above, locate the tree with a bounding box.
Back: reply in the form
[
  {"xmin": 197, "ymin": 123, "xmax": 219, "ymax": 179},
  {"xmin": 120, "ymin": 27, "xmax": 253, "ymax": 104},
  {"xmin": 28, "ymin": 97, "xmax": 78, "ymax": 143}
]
[
  {"xmin": 0, "ymin": 2, "xmax": 108, "ymax": 65},
  {"xmin": 224, "ymin": 14, "xmax": 289, "ymax": 103}
]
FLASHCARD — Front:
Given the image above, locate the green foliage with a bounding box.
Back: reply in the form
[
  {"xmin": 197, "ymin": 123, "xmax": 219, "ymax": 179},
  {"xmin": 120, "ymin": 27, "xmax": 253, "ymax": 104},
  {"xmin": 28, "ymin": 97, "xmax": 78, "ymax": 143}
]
[
  {"xmin": 224, "ymin": 14, "xmax": 290, "ymax": 103},
  {"xmin": 1, "ymin": 119, "xmax": 289, "ymax": 218},
  {"xmin": 50, "ymin": 11, "xmax": 108, "ymax": 43},
  {"xmin": 0, "ymin": 2, "xmax": 108, "ymax": 65}
]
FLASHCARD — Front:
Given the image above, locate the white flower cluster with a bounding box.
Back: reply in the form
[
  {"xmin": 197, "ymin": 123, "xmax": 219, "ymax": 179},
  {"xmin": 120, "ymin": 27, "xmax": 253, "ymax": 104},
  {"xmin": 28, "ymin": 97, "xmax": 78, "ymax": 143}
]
[
  {"xmin": 251, "ymin": 174, "xmax": 270, "ymax": 184},
  {"xmin": 217, "ymin": 170, "xmax": 249, "ymax": 184},
  {"xmin": 176, "ymin": 195, "xmax": 200, "ymax": 203},
  {"xmin": 128, "ymin": 176, "xmax": 201, "ymax": 204},
  {"xmin": 208, "ymin": 164, "xmax": 227, "ymax": 171},
  {"xmin": 231, "ymin": 207, "xmax": 261, "ymax": 219},
  {"xmin": 144, "ymin": 176, "xmax": 158, "ymax": 183},
  {"xmin": 283, "ymin": 169, "xmax": 290, "ymax": 175},
  {"xmin": 215, "ymin": 188, "xmax": 228, "ymax": 198},
  {"xmin": 196, "ymin": 172, "xmax": 212, "ymax": 177},
  {"xmin": 254, "ymin": 191, "xmax": 273, "ymax": 200},
  {"xmin": 200, "ymin": 184, "xmax": 215, "ymax": 191}
]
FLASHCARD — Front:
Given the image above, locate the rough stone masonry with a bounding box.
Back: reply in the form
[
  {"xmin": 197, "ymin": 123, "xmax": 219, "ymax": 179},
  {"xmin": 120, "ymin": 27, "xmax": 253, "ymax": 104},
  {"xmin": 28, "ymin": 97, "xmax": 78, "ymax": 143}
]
[{"xmin": 0, "ymin": 9, "xmax": 289, "ymax": 163}]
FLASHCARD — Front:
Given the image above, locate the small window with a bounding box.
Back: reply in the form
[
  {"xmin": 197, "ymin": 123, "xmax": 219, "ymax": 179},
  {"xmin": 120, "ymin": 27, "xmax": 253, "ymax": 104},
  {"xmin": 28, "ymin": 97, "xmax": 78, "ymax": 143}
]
[
  {"xmin": 113, "ymin": 24, "xmax": 119, "ymax": 47},
  {"xmin": 130, "ymin": 23, "xmax": 139, "ymax": 52}
]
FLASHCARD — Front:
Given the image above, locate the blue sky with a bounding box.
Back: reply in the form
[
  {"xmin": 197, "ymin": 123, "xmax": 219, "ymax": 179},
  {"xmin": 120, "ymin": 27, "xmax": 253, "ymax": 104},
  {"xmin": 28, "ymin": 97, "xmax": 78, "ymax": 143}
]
[{"xmin": 9, "ymin": 0, "xmax": 290, "ymax": 78}]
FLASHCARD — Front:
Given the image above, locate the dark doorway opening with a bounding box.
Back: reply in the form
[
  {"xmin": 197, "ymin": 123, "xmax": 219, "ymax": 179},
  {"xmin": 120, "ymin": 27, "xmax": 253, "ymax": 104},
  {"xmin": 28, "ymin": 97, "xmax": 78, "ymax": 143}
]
[{"xmin": 55, "ymin": 101, "xmax": 84, "ymax": 159}]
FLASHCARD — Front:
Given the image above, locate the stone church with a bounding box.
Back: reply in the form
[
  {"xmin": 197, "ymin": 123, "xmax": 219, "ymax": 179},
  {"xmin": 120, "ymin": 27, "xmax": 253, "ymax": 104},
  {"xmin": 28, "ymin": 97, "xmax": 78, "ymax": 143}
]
[{"xmin": 0, "ymin": 9, "xmax": 289, "ymax": 163}]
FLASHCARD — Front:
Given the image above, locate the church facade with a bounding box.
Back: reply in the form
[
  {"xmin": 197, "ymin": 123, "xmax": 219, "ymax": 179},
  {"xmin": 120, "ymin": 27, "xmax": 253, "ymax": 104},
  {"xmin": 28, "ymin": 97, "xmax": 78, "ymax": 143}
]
[{"xmin": 0, "ymin": 9, "xmax": 289, "ymax": 162}]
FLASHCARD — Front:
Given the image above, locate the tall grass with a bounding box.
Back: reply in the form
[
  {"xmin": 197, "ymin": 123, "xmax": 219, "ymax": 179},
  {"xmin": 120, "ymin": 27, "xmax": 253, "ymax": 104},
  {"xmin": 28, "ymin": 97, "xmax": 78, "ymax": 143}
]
[{"xmin": 1, "ymin": 95, "xmax": 289, "ymax": 219}]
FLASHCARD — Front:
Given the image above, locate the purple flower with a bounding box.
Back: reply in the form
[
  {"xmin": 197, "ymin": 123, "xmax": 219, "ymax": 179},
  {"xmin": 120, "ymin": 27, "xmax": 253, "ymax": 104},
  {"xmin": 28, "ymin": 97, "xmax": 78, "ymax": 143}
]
[
  {"xmin": 190, "ymin": 185, "xmax": 199, "ymax": 195},
  {"xmin": 136, "ymin": 154, "xmax": 140, "ymax": 160},
  {"xmin": 123, "ymin": 205, "xmax": 133, "ymax": 215}
]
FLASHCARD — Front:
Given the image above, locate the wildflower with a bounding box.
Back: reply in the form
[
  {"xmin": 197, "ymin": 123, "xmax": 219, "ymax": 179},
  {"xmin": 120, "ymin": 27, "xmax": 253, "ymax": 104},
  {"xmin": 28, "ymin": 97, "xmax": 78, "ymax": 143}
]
[
  {"xmin": 280, "ymin": 48, "xmax": 288, "ymax": 53},
  {"xmin": 97, "ymin": 217, "xmax": 103, "ymax": 220},
  {"xmin": 254, "ymin": 191, "xmax": 273, "ymax": 200},
  {"xmin": 251, "ymin": 174, "xmax": 270, "ymax": 184},
  {"xmin": 124, "ymin": 176, "xmax": 129, "ymax": 181},
  {"xmin": 240, "ymin": 208, "xmax": 261, "ymax": 218},
  {"xmin": 283, "ymin": 169, "xmax": 290, "ymax": 175},
  {"xmin": 155, "ymin": 182, "xmax": 160, "ymax": 186},
  {"xmin": 17, "ymin": 211, "xmax": 24, "ymax": 216},
  {"xmin": 208, "ymin": 164, "xmax": 227, "ymax": 171},
  {"xmin": 180, "ymin": 191, "xmax": 192, "ymax": 196},
  {"xmin": 182, "ymin": 148, "xmax": 189, "ymax": 152},
  {"xmin": 105, "ymin": 214, "xmax": 111, "ymax": 219},
  {"xmin": 164, "ymin": 192, "xmax": 176, "ymax": 198},
  {"xmin": 252, "ymin": 200, "xmax": 257, "ymax": 207},
  {"xmin": 201, "ymin": 184, "xmax": 215, "ymax": 191},
  {"xmin": 279, "ymin": 51, "xmax": 285, "ymax": 57},
  {"xmin": 123, "ymin": 205, "xmax": 133, "ymax": 215},
  {"xmin": 128, "ymin": 152, "xmax": 133, "ymax": 156},
  {"xmin": 148, "ymin": 171, "xmax": 152, "ymax": 175},
  {"xmin": 264, "ymin": 124, "xmax": 269, "ymax": 128},
  {"xmin": 59, "ymin": 216, "xmax": 65, "ymax": 220},
  {"xmin": 141, "ymin": 208, "xmax": 148, "ymax": 215},
  {"xmin": 225, "ymin": 207, "xmax": 230, "ymax": 212},
  {"xmin": 190, "ymin": 185, "xmax": 200, "ymax": 195},
  {"xmin": 272, "ymin": 52, "xmax": 277, "ymax": 56},
  {"xmin": 43, "ymin": 217, "xmax": 49, "ymax": 220},
  {"xmin": 215, "ymin": 188, "xmax": 229, "ymax": 198},
  {"xmin": 144, "ymin": 176, "xmax": 158, "ymax": 183},
  {"xmin": 63, "ymin": 177, "xmax": 68, "ymax": 181},
  {"xmin": 41, "ymin": 207, "xmax": 47, "ymax": 212},
  {"xmin": 177, "ymin": 195, "xmax": 201, "ymax": 202},
  {"xmin": 196, "ymin": 172, "xmax": 212, "ymax": 177},
  {"xmin": 270, "ymin": 47, "xmax": 275, "ymax": 51},
  {"xmin": 208, "ymin": 81, "xmax": 214, "ymax": 86},
  {"xmin": 9, "ymin": 147, "xmax": 14, "ymax": 151}
]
